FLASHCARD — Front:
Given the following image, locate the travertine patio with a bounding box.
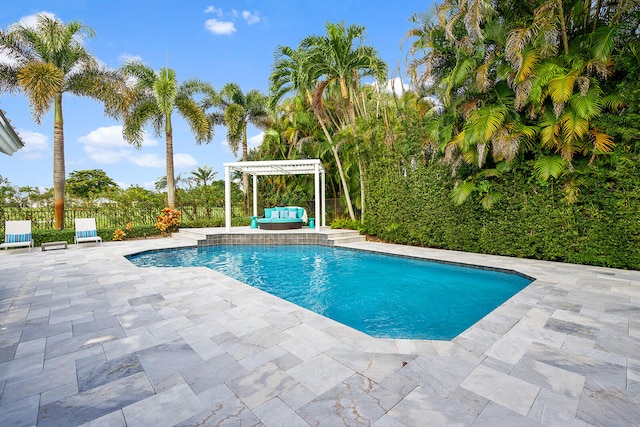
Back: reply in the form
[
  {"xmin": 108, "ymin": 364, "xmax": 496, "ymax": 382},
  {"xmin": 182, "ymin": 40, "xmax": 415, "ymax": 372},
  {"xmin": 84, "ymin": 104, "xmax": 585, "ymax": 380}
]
[{"xmin": 1, "ymin": 228, "xmax": 639, "ymax": 426}]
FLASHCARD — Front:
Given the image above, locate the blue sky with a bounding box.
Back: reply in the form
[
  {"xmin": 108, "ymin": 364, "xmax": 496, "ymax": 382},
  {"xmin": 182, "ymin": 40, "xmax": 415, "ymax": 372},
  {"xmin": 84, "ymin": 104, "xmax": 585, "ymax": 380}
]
[{"xmin": 1, "ymin": 0, "xmax": 429, "ymax": 190}]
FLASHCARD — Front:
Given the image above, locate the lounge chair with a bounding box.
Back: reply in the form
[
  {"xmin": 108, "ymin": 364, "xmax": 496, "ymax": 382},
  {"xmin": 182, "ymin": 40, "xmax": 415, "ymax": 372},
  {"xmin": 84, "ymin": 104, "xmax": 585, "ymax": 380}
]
[
  {"xmin": 74, "ymin": 218, "xmax": 102, "ymax": 246},
  {"xmin": 1, "ymin": 220, "xmax": 34, "ymax": 252},
  {"xmin": 257, "ymin": 207, "xmax": 306, "ymax": 230}
]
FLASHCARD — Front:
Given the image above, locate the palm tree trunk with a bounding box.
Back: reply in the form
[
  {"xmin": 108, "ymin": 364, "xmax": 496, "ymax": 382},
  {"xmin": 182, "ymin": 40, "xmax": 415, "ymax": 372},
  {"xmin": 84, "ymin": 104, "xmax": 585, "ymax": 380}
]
[
  {"xmin": 557, "ymin": 0, "xmax": 570, "ymax": 55},
  {"xmin": 346, "ymin": 94, "xmax": 366, "ymax": 222},
  {"xmin": 53, "ymin": 93, "xmax": 65, "ymax": 229},
  {"xmin": 315, "ymin": 113, "xmax": 356, "ymax": 220},
  {"xmin": 166, "ymin": 116, "xmax": 175, "ymax": 209},
  {"xmin": 242, "ymin": 123, "xmax": 250, "ymax": 216}
]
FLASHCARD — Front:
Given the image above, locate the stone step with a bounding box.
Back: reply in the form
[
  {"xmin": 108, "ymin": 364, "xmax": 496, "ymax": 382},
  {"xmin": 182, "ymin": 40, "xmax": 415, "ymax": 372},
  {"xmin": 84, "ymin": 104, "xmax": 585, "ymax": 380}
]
[
  {"xmin": 173, "ymin": 229, "xmax": 206, "ymax": 242},
  {"xmin": 326, "ymin": 230, "xmax": 366, "ymax": 246}
]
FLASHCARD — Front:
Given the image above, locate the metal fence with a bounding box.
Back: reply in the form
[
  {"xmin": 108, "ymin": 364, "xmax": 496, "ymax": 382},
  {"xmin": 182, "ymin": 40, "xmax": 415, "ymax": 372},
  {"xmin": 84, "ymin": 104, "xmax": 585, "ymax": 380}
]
[{"xmin": 0, "ymin": 205, "xmax": 242, "ymax": 231}]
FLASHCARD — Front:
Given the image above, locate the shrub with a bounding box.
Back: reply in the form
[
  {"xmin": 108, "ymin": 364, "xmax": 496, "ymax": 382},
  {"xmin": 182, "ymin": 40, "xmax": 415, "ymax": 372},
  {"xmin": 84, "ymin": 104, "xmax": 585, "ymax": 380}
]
[
  {"xmin": 155, "ymin": 208, "xmax": 182, "ymax": 233},
  {"xmin": 113, "ymin": 229, "xmax": 126, "ymax": 241},
  {"xmin": 364, "ymin": 154, "xmax": 640, "ymax": 269}
]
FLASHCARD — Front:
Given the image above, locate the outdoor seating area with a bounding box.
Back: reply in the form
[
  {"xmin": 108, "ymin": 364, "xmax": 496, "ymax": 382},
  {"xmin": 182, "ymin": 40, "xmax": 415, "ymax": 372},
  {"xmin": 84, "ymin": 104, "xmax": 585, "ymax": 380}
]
[
  {"xmin": 257, "ymin": 206, "xmax": 306, "ymax": 230},
  {"xmin": 0, "ymin": 232, "xmax": 639, "ymax": 426}
]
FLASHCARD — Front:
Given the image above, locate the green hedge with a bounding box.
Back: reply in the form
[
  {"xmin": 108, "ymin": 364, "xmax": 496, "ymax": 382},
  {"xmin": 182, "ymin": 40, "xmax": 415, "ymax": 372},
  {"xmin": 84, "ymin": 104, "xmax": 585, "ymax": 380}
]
[
  {"xmin": 30, "ymin": 225, "xmax": 162, "ymax": 246},
  {"xmin": 365, "ymin": 155, "xmax": 640, "ymax": 270}
]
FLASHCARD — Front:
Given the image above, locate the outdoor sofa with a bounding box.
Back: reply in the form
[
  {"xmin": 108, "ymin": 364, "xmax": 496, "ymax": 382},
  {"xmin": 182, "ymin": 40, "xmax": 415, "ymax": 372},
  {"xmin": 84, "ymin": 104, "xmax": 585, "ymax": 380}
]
[{"xmin": 257, "ymin": 207, "xmax": 306, "ymax": 230}]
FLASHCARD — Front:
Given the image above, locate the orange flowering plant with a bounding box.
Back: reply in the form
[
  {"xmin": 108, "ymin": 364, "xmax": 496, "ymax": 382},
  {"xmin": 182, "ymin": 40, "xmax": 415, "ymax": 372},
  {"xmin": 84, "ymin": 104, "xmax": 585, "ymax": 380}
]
[
  {"xmin": 155, "ymin": 208, "xmax": 182, "ymax": 233},
  {"xmin": 113, "ymin": 228, "xmax": 126, "ymax": 241}
]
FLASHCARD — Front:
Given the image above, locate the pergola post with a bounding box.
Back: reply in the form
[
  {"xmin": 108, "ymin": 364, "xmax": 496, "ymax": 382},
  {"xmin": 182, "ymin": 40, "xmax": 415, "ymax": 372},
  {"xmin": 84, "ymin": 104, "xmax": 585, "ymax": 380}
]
[
  {"xmin": 321, "ymin": 169, "xmax": 326, "ymax": 227},
  {"xmin": 314, "ymin": 163, "xmax": 320, "ymax": 231},
  {"xmin": 252, "ymin": 174, "xmax": 258, "ymax": 217},
  {"xmin": 224, "ymin": 165, "xmax": 231, "ymax": 232}
]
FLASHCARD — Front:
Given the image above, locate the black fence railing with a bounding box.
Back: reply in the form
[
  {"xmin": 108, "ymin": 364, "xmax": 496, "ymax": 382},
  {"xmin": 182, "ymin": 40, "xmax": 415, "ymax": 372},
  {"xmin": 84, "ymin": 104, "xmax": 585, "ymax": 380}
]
[{"xmin": 0, "ymin": 205, "xmax": 243, "ymax": 232}]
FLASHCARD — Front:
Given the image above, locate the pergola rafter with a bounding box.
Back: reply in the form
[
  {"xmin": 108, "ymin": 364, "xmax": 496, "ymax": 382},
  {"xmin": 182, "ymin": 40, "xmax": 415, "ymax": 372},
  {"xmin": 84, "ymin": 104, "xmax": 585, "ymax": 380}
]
[{"xmin": 224, "ymin": 159, "xmax": 326, "ymax": 231}]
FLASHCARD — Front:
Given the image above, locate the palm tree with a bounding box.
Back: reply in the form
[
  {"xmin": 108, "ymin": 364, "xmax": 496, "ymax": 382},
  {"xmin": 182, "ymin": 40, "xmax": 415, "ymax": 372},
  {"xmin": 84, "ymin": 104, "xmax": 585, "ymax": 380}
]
[
  {"xmin": 207, "ymin": 83, "xmax": 270, "ymax": 215},
  {"xmin": 0, "ymin": 14, "xmax": 127, "ymax": 228},
  {"xmin": 190, "ymin": 165, "xmax": 217, "ymax": 187},
  {"xmin": 269, "ymin": 23, "xmax": 387, "ymax": 220},
  {"xmin": 120, "ymin": 61, "xmax": 213, "ymax": 208},
  {"xmin": 303, "ymin": 22, "xmax": 387, "ymax": 219},
  {"xmin": 405, "ymin": 0, "xmax": 623, "ymax": 206}
]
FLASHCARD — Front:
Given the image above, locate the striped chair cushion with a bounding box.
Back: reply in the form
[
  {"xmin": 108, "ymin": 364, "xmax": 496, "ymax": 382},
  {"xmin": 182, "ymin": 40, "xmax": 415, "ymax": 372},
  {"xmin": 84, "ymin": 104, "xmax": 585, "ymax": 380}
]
[
  {"xmin": 5, "ymin": 233, "xmax": 32, "ymax": 243},
  {"xmin": 76, "ymin": 230, "xmax": 97, "ymax": 238}
]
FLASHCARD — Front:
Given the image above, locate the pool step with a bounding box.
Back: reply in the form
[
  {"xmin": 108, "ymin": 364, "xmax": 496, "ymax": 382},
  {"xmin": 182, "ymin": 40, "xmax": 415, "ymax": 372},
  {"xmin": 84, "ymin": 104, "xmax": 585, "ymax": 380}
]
[
  {"xmin": 173, "ymin": 229, "xmax": 206, "ymax": 243},
  {"xmin": 326, "ymin": 230, "xmax": 366, "ymax": 246}
]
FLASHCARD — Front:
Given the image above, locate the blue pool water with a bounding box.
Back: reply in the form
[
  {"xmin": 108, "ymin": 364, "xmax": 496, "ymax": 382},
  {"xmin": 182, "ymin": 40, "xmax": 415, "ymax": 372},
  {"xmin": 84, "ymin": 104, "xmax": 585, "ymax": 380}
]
[{"xmin": 127, "ymin": 245, "xmax": 532, "ymax": 340}]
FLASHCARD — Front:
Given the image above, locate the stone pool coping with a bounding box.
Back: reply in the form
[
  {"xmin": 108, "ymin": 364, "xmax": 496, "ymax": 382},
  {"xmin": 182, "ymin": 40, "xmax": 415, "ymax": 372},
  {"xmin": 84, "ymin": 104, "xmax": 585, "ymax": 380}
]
[{"xmin": 1, "ymin": 229, "xmax": 639, "ymax": 425}]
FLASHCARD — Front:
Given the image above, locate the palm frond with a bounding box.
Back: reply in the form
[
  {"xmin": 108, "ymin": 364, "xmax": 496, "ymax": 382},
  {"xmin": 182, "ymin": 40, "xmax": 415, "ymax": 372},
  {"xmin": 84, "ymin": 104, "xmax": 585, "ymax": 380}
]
[
  {"xmin": 590, "ymin": 25, "xmax": 617, "ymax": 63},
  {"xmin": 515, "ymin": 49, "xmax": 539, "ymax": 84},
  {"xmin": 589, "ymin": 129, "xmax": 615, "ymax": 153},
  {"xmin": 175, "ymin": 96, "xmax": 211, "ymax": 144},
  {"xmin": 548, "ymin": 72, "xmax": 577, "ymax": 104},
  {"xmin": 153, "ymin": 68, "xmax": 178, "ymax": 115},
  {"xmin": 533, "ymin": 155, "xmax": 566, "ymax": 181},
  {"xmin": 224, "ymin": 103, "xmax": 246, "ymax": 152},
  {"xmin": 451, "ymin": 180, "xmax": 476, "ymax": 205},
  {"xmin": 481, "ymin": 190, "xmax": 502, "ymax": 210},
  {"xmin": 17, "ymin": 62, "xmax": 64, "ymax": 122}
]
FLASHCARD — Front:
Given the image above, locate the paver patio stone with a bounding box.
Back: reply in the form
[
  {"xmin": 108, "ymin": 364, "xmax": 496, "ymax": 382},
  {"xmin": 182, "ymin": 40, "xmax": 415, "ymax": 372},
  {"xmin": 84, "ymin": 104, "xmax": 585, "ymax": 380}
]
[{"xmin": 1, "ymin": 229, "xmax": 639, "ymax": 425}]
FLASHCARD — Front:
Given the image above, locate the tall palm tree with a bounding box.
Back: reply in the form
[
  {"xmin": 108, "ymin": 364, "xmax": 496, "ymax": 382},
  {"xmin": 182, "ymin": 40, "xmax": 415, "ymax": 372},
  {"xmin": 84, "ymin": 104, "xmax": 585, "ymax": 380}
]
[
  {"xmin": 207, "ymin": 83, "xmax": 270, "ymax": 215},
  {"xmin": 120, "ymin": 61, "xmax": 213, "ymax": 208},
  {"xmin": 303, "ymin": 22, "xmax": 387, "ymax": 219},
  {"xmin": 269, "ymin": 23, "xmax": 387, "ymax": 220},
  {"xmin": 0, "ymin": 14, "xmax": 127, "ymax": 228}
]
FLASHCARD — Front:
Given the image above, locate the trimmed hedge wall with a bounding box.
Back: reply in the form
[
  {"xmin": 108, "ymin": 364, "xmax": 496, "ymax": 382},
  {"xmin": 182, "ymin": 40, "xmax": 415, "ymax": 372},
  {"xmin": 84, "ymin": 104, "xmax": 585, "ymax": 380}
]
[
  {"xmin": 31, "ymin": 225, "xmax": 162, "ymax": 246},
  {"xmin": 364, "ymin": 156, "xmax": 640, "ymax": 270}
]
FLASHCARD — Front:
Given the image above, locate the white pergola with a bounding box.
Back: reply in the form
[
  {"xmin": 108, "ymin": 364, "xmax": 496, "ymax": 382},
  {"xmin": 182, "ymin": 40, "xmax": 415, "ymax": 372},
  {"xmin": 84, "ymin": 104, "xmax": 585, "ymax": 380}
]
[{"xmin": 224, "ymin": 159, "xmax": 326, "ymax": 232}]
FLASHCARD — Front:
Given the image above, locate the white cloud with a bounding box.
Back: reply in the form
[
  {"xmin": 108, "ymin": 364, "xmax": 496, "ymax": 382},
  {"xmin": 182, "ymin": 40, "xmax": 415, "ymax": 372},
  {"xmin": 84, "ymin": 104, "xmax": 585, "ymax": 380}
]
[
  {"xmin": 248, "ymin": 132, "xmax": 264, "ymax": 149},
  {"xmin": 129, "ymin": 153, "xmax": 163, "ymax": 168},
  {"xmin": 15, "ymin": 129, "xmax": 49, "ymax": 159},
  {"xmin": 174, "ymin": 153, "xmax": 198, "ymax": 169},
  {"xmin": 242, "ymin": 11, "xmax": 261, "ymax": 25},
  {"xmin": 119, "ymin": 53, "xmax": 143, "ymax": 65},
  {"xmin": 14, "ymin": 11, "xmax": 55, "ymax": 29},
  {"xmin": 370, "ymin": 77, "xmax": 410, "ymax": 96},
  {"xmin": 142, "ymin": 180, "xmax": 156, "ymax": 191},
  {"xmin": 1, "ymin": 12, "xmax": 56, "ymax": 66},
  {"xmin": 204, "ymin": 5, "xmax": 222, "ymax": 16},
  {"xmin": 79, "ymin": 125, "xmax": 157, "ymax": 148},
  {"xmin": 78, "ymin": 125, "xmax": 163, "ymax": 166},
  {"xmin": 203, "ymin": 7, "xmax": 261, "ymax": 35},
  {"xmin": 205, "ymin": 19, "xmax": 236, "ymax": 35},
  {"xmin": 78, "ymin": 125, "xmax": 195, "ymax": 171}
]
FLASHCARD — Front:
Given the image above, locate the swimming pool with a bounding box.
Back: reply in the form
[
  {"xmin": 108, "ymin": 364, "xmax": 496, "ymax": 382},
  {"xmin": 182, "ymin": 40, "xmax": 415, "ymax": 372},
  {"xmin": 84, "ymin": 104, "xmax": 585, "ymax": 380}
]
[{"xmin": 127, "ymin": 245, "xmax": 532, "ymax": 340}]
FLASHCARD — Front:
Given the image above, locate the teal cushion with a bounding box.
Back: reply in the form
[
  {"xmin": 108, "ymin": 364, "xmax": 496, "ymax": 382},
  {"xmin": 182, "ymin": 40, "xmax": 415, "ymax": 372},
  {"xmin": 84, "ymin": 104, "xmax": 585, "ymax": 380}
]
[
  {"xmin": 264, "ymin": 208, "xmax": 274, "ymax": 218},
  {"xmin": 76, "ymin": 230, "xmax": 97, "ymax": 238},
  {"xmin": 5, "ymin": 233, "xmax": 31, "ymax": 243},
  {"xmin": 257, "ymin": 218, "xmax": 302, "ymax": 223}
]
